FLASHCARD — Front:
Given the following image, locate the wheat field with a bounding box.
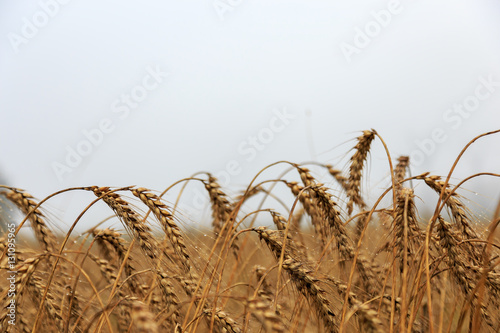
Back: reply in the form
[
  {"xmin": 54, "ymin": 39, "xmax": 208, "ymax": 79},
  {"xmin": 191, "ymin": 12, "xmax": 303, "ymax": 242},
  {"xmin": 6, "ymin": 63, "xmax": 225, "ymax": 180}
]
[{"xmin": 1, "ymin": 129, "xmax": 500, "ymax": 332}]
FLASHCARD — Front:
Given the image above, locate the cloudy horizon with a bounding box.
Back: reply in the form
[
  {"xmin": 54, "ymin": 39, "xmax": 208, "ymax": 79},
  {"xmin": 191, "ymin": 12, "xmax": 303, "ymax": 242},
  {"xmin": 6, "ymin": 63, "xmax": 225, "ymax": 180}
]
[{"xmin": 1, "ymin": 0, "xmax": 500, "ymax": 231}]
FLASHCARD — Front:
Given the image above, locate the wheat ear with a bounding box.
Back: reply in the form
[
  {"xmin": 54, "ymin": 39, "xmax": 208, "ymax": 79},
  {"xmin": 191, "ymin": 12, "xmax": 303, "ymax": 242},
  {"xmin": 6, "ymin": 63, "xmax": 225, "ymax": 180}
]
[{"xmin": 346, "ymin": 130, "xmax": 375, "ymax": 215}]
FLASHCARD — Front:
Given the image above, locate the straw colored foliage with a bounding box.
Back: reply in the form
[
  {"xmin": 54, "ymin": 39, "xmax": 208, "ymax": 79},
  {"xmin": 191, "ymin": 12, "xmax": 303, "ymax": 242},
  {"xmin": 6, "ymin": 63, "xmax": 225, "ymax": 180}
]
[{"xmin": 1, "ymin": 129, "xmax": 500, "ymax": 332}]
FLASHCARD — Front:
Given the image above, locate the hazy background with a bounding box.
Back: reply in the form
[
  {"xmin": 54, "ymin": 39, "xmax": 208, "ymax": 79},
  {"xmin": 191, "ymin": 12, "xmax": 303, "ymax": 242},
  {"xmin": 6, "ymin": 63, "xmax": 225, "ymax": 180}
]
[{"xmin": 1, "ymin": 0, "xmax": 500, "ymax": 233}]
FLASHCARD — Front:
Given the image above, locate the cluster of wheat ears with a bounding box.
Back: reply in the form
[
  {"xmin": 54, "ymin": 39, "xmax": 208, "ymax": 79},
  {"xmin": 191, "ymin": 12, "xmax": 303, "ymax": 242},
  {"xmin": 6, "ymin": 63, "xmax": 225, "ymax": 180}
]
[{"xmin": 1, "ymin": 129, "xmax": 500, "ymax": 333}]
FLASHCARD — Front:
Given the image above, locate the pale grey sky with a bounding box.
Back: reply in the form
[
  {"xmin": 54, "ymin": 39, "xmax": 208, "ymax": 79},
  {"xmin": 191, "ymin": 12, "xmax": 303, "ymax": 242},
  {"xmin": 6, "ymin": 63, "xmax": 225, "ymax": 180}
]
[{"xmin": 1, "ymin": 1, "xmax": 500, "ymax": 231}]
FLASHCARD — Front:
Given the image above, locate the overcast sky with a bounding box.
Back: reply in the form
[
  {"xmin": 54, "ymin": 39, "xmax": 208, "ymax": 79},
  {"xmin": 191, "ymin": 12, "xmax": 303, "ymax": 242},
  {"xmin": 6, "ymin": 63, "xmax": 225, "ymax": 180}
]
[{"xmin": 1, "ymin": 1, "xmax": 500, "ymax": 232}]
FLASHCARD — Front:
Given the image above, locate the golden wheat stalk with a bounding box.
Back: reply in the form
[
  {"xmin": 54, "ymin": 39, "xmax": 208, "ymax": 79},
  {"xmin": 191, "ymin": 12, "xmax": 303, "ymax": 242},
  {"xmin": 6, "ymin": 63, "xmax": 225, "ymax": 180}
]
[{"xmin": 346, "ymin": 130, "xmax": 375, "ymax": 215}]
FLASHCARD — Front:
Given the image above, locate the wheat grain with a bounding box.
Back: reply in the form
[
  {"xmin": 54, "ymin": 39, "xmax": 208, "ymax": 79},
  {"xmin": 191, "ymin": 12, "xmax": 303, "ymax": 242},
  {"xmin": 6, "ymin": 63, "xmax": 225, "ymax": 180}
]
[
  {"xmin": 346, "ymin": 130, "xmax": 375, "ymax": 215},
  {"xmin": 91, "ymin": 186, "xmax": 160, "ymax": 260},
  {"xmin": 3, "ymin": 189, "xmax": 56, "ymax": 253},
  {"xmin": 132, "ymin": 187, "xmax": 191, "ymax": 272}
]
